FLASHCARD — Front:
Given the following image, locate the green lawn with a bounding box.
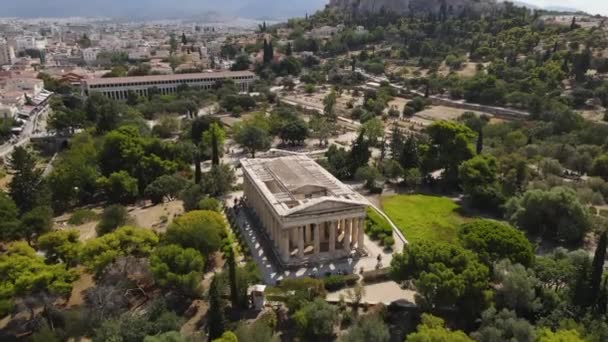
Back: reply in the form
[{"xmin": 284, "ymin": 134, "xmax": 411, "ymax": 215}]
[{"xmin": 381, "ymin": 194, "xmax": 470, "ymax": 244}]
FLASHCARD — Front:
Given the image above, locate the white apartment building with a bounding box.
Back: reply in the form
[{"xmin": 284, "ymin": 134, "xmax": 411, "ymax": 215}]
[
  {"xmin": 83, "ymin": 71, "xmax": 257, "ymax": 101},
  {"xmin": 15, "ymin": 36, "xmax": 47, "ymax": 51},
  {"xmin": 82, "ymin": 48, "xmax": 99, "ymax": 63},
  {"xmin": 0, "ymin": 42, "xmax": 15, "ymax": 66}
]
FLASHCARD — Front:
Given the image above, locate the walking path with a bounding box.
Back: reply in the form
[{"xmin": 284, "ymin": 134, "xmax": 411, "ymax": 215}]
[{"xmin": 326, "ymin": 281, "xmax": 416, "ymax": 307}]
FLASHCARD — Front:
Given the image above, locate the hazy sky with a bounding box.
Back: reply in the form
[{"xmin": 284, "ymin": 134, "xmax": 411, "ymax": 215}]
[{"xmin": 521, "ymin": 0, "xmax": 608, "ymax": 15}]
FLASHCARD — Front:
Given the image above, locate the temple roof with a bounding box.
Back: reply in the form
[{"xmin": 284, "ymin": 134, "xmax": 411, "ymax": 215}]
[{"xmin": 241, "ymin": 155, "xmax": 368, "ymax": 218}]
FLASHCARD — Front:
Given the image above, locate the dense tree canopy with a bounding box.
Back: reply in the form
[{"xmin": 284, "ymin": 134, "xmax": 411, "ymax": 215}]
[
  {"xmin": 164, "ymin": 210, "xmax": 227, "ymax": 257},
  {"xmin": 458, "ymin": 219, "xmax": 534, "ymax": 267}
]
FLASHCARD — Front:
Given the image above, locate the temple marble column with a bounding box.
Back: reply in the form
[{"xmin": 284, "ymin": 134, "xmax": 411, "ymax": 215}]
[
  {"xmin": 329, "ymin": 221, "xmax": 336, "ymax": 254},
  {"xmin": 344, "ymin": 218, "xmax": 351, "ymax": 252},
  {"xmin": 298, "ymin": 226, "xmax": 304, "ymax": 258},
  {"xmin": 306, "ymin": 224, "xmax": 312, "ymax": 244},
  {"xmin": 357, "ymin": 217, "xmax": 365, "ymax": 252},
  {"xmin": 281, "ymin": 229, "xmax": 290, "ymax": 260},
  {"xmin": 314, "ymin": 224, "xmax": 320, "ymax": 254},
  {"xmin": 351, "ymin": 219, "xmax": 359, "ymax": 249}
]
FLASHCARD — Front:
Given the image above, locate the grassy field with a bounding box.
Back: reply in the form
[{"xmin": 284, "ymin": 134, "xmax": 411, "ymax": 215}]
[{"xmin": 381, "ymin": 194, "xmax": 470, "ymax": 244}]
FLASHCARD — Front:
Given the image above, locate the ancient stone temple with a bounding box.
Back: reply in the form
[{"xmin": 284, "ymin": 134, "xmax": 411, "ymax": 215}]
[{"xmin": 241, "ymin": 155, "xmax": 368, "ymax": 266}]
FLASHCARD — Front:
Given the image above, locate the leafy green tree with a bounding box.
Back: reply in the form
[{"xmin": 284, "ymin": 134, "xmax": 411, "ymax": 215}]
[
  {"xmin": 459, "ymin": 155, "xmax": 505, "ymax": 213},
  {"xmin": 493, "ymin": 260, "xmax": 541, "ymax": 316},
  {"xmin": 208, "ymin": 274, "xmax": 226, "ymax": 340},
  {"xmin": 0, "ymin": 242, "xmax": 77, "ymax": 316},
  {"xmin": 231, "ymin": 54, "xmax": 252, "ymax": 71},
  {"xmin": 235, "ymin": 320, "xmax": 277, "ymax": 342},
  {"xmin": 0, "ymin": 192, "xmax": 21, "ymax": 241},
  {"xmin": 212, "ymin": 331, "xmax": 238, "ymax": 342},
  {"xmin": 406, "ymin": 314, "xmax": 473, "ymax": 342},
  {"xmin": 309, "ymin": 114, "xmax": 335, "ymax": 147},
  {"xmin": 293, "ymin": 298, "xmax": 337, "ymax": 340},
  {"xmin": 471, "ymin": 308, "xmax": 535, "ymax": 342},
  {"xmin": 278, "ymin": 118, "xmax": 308, "ymax": 146},
  {"xmin": 96, "ymin": 204, "xmax": 129, "ymax": 236},
  {"xmin": 19, "ymin": 206, "xmax": 54, "ymax": 245},
  {"xmin": 382, "ymin": 159, "xmax": 404, "ymax": 183},
  {"xmin": 391, "ymin": 241, "xmax": 489, "ymax": 314},
  {"xmin": 165, "ymin": 210, "xmax": 227, "ymax": 257},
  {"xmin": 151, "ymin": 244, "xmax": 204, "ymax": 297},
  {"xmin": 38, "ymin": 230, "xmax": 82, "ymax": 267},
  {"xmin": 536, "ymin": 328, "xmax": 583, "ymax": 342},
  {"xmin": 423, "ymin": 121, "xmax": 476, "ymax": 185},
  {"xmin": 9, "ymin": 146, "xmax": 47, "ymax": 213},
  {"xmin": 355, "ymin": 166, "xmax": 383, "ymax": 191},
  {"xmin": 81, "ymin": 226, "xmax": 159, "ymax": 274},
  {"xmin": 505, "ymin": 187, "xmax": 590, "ymax": 244},
  {"xmin": 145, "ymin": 175, "xmax": 187, "ymax": 205},
  {"xmin": 591, "ymin": 154, "xmax": 608, "ymax": 181},
  {"xmin": 343, "ymin": 315, "xmax": 390, "ymax": 342},
  {"xmin": 360, "ymin": 117, "xmax": 384, "ymax": 146},
  {"xmin": 97, "ymin": 171, "xmax": 139, "ymax": 204},
  {"xmin": 198, "ymin": 197, "xmax": 221, "ymax": 212},
  {"xmin": 349, "ymin": 131, "xmax": 371, "ymax": 177},
  {"xmin": 458, "ymin": 219, "xmax": 533, "ymax": 267},
  {"xmin": 144, "ymin": 331, "xmax": 186, "ymax": 342},
  {"xmin": 323, "ymin": 90, "xmax": 337, "ymax": 120},
  {"xmin": 234, "ymin": 120, "xmax": 272, "ymax": 158},
  {"xmin": 201, "ymin": 164, "xmax": 235, "ymax": 197},
  {"xmin": 180, "ymin": 183, "xmax": 205, "ymax": 212},
  {"xmin": 48, "ymin": 132, "xmax": 100, "ymax": 211}
]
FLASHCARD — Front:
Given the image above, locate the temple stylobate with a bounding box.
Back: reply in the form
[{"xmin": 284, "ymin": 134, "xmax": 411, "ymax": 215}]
[{"xmin": 241, "ymin": 155, "xmax": 368, "ymax": 266}]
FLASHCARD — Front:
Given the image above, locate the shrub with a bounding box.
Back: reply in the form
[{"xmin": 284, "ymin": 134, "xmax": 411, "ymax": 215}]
[
  {"xmin": 365, "ymin": 208, "xmax": 393, "ymax": 241},
  {"xmin": 96, "ymin": 204, "xmax": 129, "ymax": 236},
  {"xmin": 199, "ymin": 197, "xmax": 221, "ymax": 212},
  {"xmin": 362, "ymin": 268, "xmax": 390, "ymax": 284},
  {"xmin": 68, "ymin": 209, "xmax": 98, "ymax": 225},
  {"xmin": 323, "ymin": 274, "xmax": 360, "ymax": 291},
  {"xmin": 383, "ymin": 236, "xmax": 395, "ymax": 247}
]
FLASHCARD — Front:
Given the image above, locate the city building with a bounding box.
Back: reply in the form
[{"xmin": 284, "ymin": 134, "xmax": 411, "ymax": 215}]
[
  {"xmin": 82, "ymin": 47, "xmax": 99, "ymax": 63},
  {"xmin": 83, "ymin": 70, "xmax": 257, "ymax": 100},
  {"xmin": 241, "ymin": 155, "xmax": 368, "ymax": 266},
  {"xmin": 0, "ymin": 41, "xmax": 16, "ymax": 66}
]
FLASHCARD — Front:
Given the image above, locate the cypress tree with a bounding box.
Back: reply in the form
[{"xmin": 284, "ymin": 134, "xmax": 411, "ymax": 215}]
[
  {"xmin": 476, "ymin": 129, "xmax": 483, "ymax": 155},
  {"xmin": 268, "ymin": 41, "xmax": 274, "ymax": 62},
  {"xmin": 597, "ymin": 277, "xmax": 608, "ymax": 315},
  {"xmin": 286, "ymin": 42, "xmax": 293, "ymax": 56},
  {"xmin": 571, "ymin": 258, "xmax": 591, "ymax": 310},
  {"xmin": 208, "ymin": 274, "xmax": 225, "ymax": 339},
  {"xmin": 227, "ymin": 248, "xmax": 239, "ymax": 308},
  {"xmin": 590, "ymin": 231, "xmax": 608, "ymax": 305},
  {"xmin": 263, "ymin": 39, "xmax": 269, "ymax": 64}
]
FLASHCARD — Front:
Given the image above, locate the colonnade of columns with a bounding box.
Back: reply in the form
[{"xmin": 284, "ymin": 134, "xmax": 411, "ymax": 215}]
[{"xmin": 243, "ymin": 175, "xmax": 366, "ymax": 263}]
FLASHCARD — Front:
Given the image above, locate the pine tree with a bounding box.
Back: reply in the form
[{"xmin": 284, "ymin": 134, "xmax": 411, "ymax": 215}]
[
  {"xmin": 208, "ymin": 274, "xmax": 226, "ymax": 339},
  {"xmin": 589, "ymin": 231, "xmax": 607, "ymax": 306}
]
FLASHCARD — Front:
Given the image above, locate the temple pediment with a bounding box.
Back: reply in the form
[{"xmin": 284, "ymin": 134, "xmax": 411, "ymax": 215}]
[{"xmin": 285, "ymin": 198, "xmax": 367, "ymax": 217}]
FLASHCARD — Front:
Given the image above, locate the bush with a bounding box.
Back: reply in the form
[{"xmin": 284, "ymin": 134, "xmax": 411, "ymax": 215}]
[
  {"xmin": 362, "ymin": 268, "xmax": 390, "ymax": 284},
  {"xmin": 365, "ymin": 208, "xmax": 393, "ymax": 242},
  {"xmin": 96, "ymin": 204, "xmax": 129, "ymax": 236},
  {"xmin": 323, "ymin": 274, "xmax": 360, "ymax": 291},
  {"xmin": 199, "ymin": 197, "xmax": 221, "ymax": 212},
  {"xmin": 383, "ymin": 235, "xmax": 395, "ymax": 247},
  {"xmin": 68, "ymin": 209, "xmax": 98, "ymax": 225}
]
